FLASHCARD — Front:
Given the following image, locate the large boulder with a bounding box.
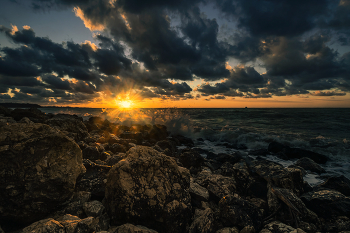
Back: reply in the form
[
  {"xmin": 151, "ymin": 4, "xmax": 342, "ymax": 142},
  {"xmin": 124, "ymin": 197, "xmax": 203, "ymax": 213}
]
[
  {"xmin": 300, "ymin": 189, "xmax": 350, "ymax": 219},
  {"xmin": 268, "ymin": 142, "xmax": 328, "ymax": 164},
  {"xmin": 251, "ymin": 160, "xmax": 304, "ymax": 196},
  {"xmin": 105, "ymin": 146, "xmax": 192, "ymax": 233},
  {"xmin": 0, "ymin": 122, "xmax": 85, "ymax": 226},
  {"xmin": 294, "ymin": 157, "xmax": 325, "ymax": 174},
  {"xmin": 219, "ymin": 194, "xmax": 263, "ymax": 231},
  {"xmin": 45, "ymin": 114, "xmax": 89, "ymax": 141},
  {"xmin": 315, "ymin": 175, "xmax": 350, "ymax": 196}
]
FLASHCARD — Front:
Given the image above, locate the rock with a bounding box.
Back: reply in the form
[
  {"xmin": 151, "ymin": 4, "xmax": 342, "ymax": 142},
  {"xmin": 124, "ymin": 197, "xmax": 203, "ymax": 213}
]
[
  {"xmin": 83, "ymin": 146, "xmax": 102, "ymax": 161},
  {"xmin": 105, "ymin": 146, "xmax": 191, "ymax": 233},
  {"xmin": 0, "ymin": 106, "xmax": 11, "ymax": 117},
  {"xmin": 321, "ymin": 216, "xmax": 350, "ymax": 232},
  {"xmin": 22, "ymin": 218, "xmax": 65, "ymax": 233},
  {"xmin": 300, "ymin": 189, "xmax": 350, "ymax": 219},
  {"xmin": 0, "ymin": 226, "xmax": 4, "ymax": 233},
  {"xmin": 251, "ymin": 160, "xmax": 304, "ymax": 195},
  {"xmin": 240, "ymin": 226, "xmax": 255, "ymax": 233},
  {"xmin": 190, "ymin": 181, "xmax": 210, "ymax": 207},
  {"xmin": 155, "ymin": 140, "xmax": 177, "ymax": 157},
  {"xmin": 84, "ymin": 200, "xmax": 105, "ymax": 217},
  {"xmin": 219, "ymin": 195, "xmax": 263, "ymax": 231},
  {"xmin": 146, "ymin": 124, "xmax": 169, "ymax": 142},
  {"xmin": 268, "ymin": 142, "xmax": 328, "ymax": 164},
  {"xmin": 189, "ymin": 208, "xmax": 218, "ymax": 233},
  {"xmin": 316, "ymin": 175, "xmax": 350, "ymax": 196},
  {"xmin": 0, "ymin": 122, "xmax": 85, "ymax": 226},
  {"xmin": 110, "ymin": 223, "xmax": 158, "ymax": 233},
  {"xmin": 214, "ymin": 153, "xmax": 242, "ymax": 165},
  {"xmin": 179, "ymin": 149, "xmax": 205, "ymax": 174},
  {"xmin": 76, "ymin": 159, "xmax": 111, "ymax": 199},
  {"xmin": 171, "ymin": 134, "xmax": 194, "ymax": 147},
  {"xmin": 216, "ymin": 227, "xmax": 239, "ymax": 233},
  {"xmin": 267, "ymin": 186, "xmax": 319, "ymax": 224},
  {"xmin": 45, "ymin": 114, "xmax": 88, "ymax": 141},
  {"xmin": 109, "ymin": 143, "xmax": 127, "ymax": 154},
  {"xmin": 262, "ymin": 221, "xmax": 296, "ymax": 233},
  {"xmin": 11, "ymin": 108, "xmax": 47, "ymax": 123},
  {"xmin": 295, "ymin": 157, "xmax": 325, "ymax": 174},
  {"xmin": 105, "ymin": 153, "xmax": 126, "ymax": 166},
  {"xmin": 195, "ymin": 171, "xmax": 236, "ymax": 203}
]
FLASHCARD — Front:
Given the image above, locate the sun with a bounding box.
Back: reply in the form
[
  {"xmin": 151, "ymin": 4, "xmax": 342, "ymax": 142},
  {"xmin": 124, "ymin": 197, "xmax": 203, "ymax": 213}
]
[{"xmin": 119, "ymin": 100, "xmax": 133, "ymax": 109}]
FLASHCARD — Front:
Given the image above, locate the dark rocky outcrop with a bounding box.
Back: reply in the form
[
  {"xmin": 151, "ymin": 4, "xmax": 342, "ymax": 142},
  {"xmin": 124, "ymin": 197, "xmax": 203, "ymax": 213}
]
[
  {"xmin": 105, "ymin": 146, "xmax": 192, "ymax": 233},
  {"xmin": 0, "ymin": 122, "xmax": 85, "ymax": 227},
  {"xmin": 10, "ymin": 108, "xmax": 47, "ymax": 123},
  {"xmin": 301, "ymin": 189, "xmax": 350, "ymax": 219},
  {"xmin": 219, "ymin": 194, "xmax": 263, "ymax": 231},
  {"xmin": 294, "ymin": 157, "xmax": 325, "ymax": 174},
  {"xmin": 315, "ymin": 175, "xmax": 350, "ymax": 196},
  {"xmin": 268, "ymin": 142, "xmax": 328, "ymax": 164}
]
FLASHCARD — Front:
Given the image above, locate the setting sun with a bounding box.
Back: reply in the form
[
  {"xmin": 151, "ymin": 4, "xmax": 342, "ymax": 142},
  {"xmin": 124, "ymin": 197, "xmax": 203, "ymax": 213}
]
[{"xmin": 119, "ymin": 100, "xmax": 133, "ymax": 109}]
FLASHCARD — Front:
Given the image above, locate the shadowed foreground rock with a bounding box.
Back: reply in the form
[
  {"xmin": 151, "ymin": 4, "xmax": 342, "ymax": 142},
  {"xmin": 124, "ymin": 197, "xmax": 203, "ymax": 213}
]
[
  {"xmin": 105, "ymin": 146, "xmax": 192, "ymax": 233},
  {"xmin": 0, "ymin": 122, "xmax": 86, "ymax": 226}
]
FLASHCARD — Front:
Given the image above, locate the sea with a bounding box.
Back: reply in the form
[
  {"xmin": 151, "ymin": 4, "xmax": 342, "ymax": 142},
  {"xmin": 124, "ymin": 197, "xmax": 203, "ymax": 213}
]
[{"xmin": 40, "ymin": 107, "xmax": 350, "ymax": 186}]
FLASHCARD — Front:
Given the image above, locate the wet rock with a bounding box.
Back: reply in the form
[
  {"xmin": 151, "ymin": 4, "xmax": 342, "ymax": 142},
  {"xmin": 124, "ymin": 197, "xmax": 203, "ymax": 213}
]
[
  {"xmin": 268, "ymin": 142, "xmax": 328, "ymax": 164},
  {"xmin": 179, "ymin": 149, "xmax": 205, "ymax": 174},
  {"xmin": 219, "ymin": 194, "xmax": 263, "ymax": 231},
  {"xmin": 315, "ymin": 175, "xmax": 350, "ymax": 196},
  {"xmin": 251, "ymin": 160, "xmax": 304, "ymax": 196},
  {"xmin": 11, "ymin": 107, "xmax": 47, "ymax": 123},
  {"xmin": 110, "ymin": 223, "xmax": 158, "ymax": 233},
  {"xmin": 147, "ymin": 124, "xmax": 169, "ymax": 142},
  {"xmin": 83, "ymin": 146, "xmax": 102, "ymax": 161},
  {"xmin": 22, "ymin": 218, "xmax": 65, "ymax": 233},
  {"xmin": 84, "ymin": 200, "xmax": 105, "ymax": 217},
  {"xmin": 262, "ymin": 221, "xmax": 296, "ymax": 233},
  {"xmin": 195, "ymin": 170, "xmax": 236, "ymax": 203},
  {"xmin": 216, "ymin": 227, "xmax": 239, "ymax": 233},
  {"xmin": 109, "ymin": 143, "xmax": 127, "ymax": 154},
  {"xmin": 0, "ymin": 122, "xmax": 85, "ymax": 226},
  {"xmin": 190, "ymin": 180, "xmax": 210, "ymax": 207},
  {"xmin": 105, "ymin": 146, "xmax": 191, "ymax": 233},
  {"xmin": 189, "ymin": 208, "xmax": 218, "ymax": 233},
  {"xmin": 171, "ymin": 134, "xmax": 194, "ymax": 147},
  {"xmin": 267, "ymin": 186, "xmax": 319, "ymax": 225},
  {"xmin": 155, "ymin": 140, "xmax": 177, "ymax": 157},
  {"xmin": 45, "ymin": 114, "xmax": 88, "ymax": 141},
  {"xmin": 76, "ymin": 159, "xmax": 111, "ymax": 199},
  {"xmin": 295, "ymin": 157, "xmax": 325, "ymax": 174},
  {"xmin": 300, "ymin": 189, "xmax": 350, "ymax": 219}
]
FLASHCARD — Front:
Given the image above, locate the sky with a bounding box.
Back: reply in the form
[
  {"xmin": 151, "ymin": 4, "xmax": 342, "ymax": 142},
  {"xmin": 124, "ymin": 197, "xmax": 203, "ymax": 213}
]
[{"xmin": 0, "ymin": 0, "xmax": 350, "ymax": 108}]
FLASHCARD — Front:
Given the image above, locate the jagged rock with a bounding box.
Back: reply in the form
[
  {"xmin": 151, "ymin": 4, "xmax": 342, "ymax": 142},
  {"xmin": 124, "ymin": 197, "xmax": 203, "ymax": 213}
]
[
  {"xmin": 251, "ymin": 160, "xmax": 304, "ymax": 195},
  {"xmin": 295, "ymin": 157, "xmax": 325, "ymax": 174},
  {"xmin": 321, "ymin": 216, "xmax": 350, "ymax": 232},
  {"xmin": 301, "ymin": 189, "xmax": 350, "ymax": 219},
  {"xmin": 262, "ymin": 221, "xmax": 296, "ymax": 233},
  {"xmin": 171, "ymin": 134, "xmax": 194, "ymax": 147},
  {"xmin": 109, "ymin": 143, "xmax": 127, "ymax": 154},
  {"xmin": 267, "ymin": 186, "xmax": 319, "ymax": 225},
  {"xmin": 105, "ymin": 146, "xmax": 191, "ymax": 233},
  {"xmin": 179, "ymin": 149, "xmax": 205, "ymax": 174},
  {"xmin": 83, "ymin": 146, "xmax": 102, "ymax": 161},
  {"xmin": 45, "ymin": 114, "xmax": 88, "ymax": 141},
  {"xmin": 195, "ymin": 170, "xmax": 236, "ymax": 203},
  {"xmin": 155, "ymin": 140, "xmax": 177, "ymax": 157},
  {"xmin": 190, "ymin": 180, "xmax": 210, "ymax": 207},
  {"xmin": 216, "ymin": 227, "xmax": 239, "ymax": 233},
  {"xmin": 84, "ymin": 200, "xmax": 105, "ymax": 217},
  {"xmin": 22, "ymin": 218, "xmax": 65, "ymax": 233},
  {"xmin": 219, "ymin": 194, "xmax": 263, "ymax": 231},
  {"xmin": 240, "ymin": 226, "xmax": 255, "ymax": 233},
  {"xmin": 315, "ymin": 175, "xmax": 350, "ymax": 196},
  {"xmin": 76, "ymin": 159, "xmax": 111, "ymax": 199},
  {"xmin": 11, "ymin": 108, "xmax": 47, "ymax": 123},
  {"xmin": 0, "ymin": 122, "xmax": 85, "ymax": 226},
  {"xmin": 105, "ymin": 153, "xmax": 126, "ymax": 166},
  {"xmin": 268, "ymin": 142, "xmax": 328, "ymax": 164},
  {"xmin": 146, "ymin": 124, "xmax": 169, "ymax": 142},
  {"xmin": 110, "ymin": 223, "xmax": 158, "ymax": 233},
  {"xmin": 189, "ymin": 208, "xmax": 217, "ymax": 233}
]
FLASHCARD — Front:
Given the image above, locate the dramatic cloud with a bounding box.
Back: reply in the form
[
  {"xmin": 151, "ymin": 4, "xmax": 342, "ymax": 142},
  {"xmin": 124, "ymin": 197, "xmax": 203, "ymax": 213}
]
[{"xmin": 1, "ymin": 0, "xmax": 349, "ymax": 104}]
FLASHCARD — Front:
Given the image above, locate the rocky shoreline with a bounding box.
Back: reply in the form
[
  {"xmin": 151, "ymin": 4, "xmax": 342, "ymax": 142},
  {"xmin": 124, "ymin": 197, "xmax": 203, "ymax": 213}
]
[{"xmin": 1, "ymin": 107, "xmax": 350, "ymax": 233}]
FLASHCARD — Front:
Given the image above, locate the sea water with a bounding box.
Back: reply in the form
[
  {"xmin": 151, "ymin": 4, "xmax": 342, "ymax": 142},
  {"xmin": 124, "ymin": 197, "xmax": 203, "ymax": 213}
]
[{"xmin": 40, "ymin": 107, "xmax": 350, "ymax": 185}]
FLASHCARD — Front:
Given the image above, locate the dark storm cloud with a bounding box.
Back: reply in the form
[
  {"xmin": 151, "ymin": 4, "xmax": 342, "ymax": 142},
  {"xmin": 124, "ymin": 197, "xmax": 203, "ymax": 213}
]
[{"xmin": 1, "ymin": 0, "xmax": 350, "ymax": 103}]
